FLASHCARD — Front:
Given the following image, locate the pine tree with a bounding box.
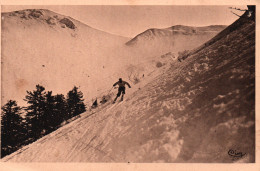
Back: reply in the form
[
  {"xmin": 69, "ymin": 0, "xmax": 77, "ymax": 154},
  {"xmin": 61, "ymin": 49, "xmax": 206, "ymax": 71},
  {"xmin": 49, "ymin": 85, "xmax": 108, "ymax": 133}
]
[
  {"xmin": 53, "ymin": 94, "xmax": 67, "ymax": 126},
  {"xmin": 44, "ymin": 91, "xmax": 56, "ymax": 133},
  {"xmin": 66, "ymin": 86, "xmax": 86, "ymax": 118},
  {"xmin": 1, "ymin": 100, "xmax": 25, "ymax": 157},
  {"xmin": 24, "ymin": 85, "xmax": 47, "ymax": 140}
]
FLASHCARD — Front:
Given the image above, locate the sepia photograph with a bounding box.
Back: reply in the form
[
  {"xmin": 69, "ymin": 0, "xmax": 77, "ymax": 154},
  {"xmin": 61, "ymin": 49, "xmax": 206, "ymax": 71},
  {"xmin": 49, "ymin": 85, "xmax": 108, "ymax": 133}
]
[{"xmin": 0, "ymin": 1, "xmax": 257, "ymax": 167}]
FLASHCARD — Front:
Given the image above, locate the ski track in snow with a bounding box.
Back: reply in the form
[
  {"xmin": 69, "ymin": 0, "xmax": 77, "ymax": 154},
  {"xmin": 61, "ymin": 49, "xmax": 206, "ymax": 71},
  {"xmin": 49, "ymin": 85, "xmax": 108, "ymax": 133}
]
[{"xmin": 1, "ymin": 12, "xmax": 255, "ymax": 163}]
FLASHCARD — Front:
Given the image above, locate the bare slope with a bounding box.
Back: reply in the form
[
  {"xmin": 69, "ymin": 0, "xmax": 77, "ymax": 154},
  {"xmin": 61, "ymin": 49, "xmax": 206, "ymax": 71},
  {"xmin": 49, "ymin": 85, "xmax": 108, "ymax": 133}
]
[
  {"xmin": 126, "ymin": 25, "xmax": 226, "ymax": 57},
  {"xmin": 2, "ymin": 11, "xmax": 255, "ymax": 162}
]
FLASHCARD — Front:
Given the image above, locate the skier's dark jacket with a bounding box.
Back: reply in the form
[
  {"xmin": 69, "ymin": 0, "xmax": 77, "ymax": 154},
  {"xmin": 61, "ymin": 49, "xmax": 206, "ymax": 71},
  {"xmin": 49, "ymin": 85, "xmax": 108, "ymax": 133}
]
[{"xmin": 113, "ymin": 80, "xmax": 131, "ymax": 88}]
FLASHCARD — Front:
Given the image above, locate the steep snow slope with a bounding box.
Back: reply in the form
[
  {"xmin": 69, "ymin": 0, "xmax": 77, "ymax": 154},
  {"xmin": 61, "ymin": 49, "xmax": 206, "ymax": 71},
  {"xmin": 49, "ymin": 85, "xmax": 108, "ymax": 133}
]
[
  {"xmin": 126, "ymin": 25, "xmax": 226, "ymax": 58},
  {"xmin": 1, "ymin": 9, "xmax": 131, "ymax": 105},
  {"xmin": 2, "ymin": 11, "xmax": 254, "ymax": 162}
]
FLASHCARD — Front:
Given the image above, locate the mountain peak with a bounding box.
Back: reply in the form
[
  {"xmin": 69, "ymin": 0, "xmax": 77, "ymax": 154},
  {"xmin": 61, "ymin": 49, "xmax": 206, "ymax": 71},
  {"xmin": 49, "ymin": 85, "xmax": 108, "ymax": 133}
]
[
  {"xmin": 126, "ymin": 25, "xmax": 226, "ymax": 46},
  {"xmin": 2, "ymin": 9, "xmax": 77, "ymax": 30}
]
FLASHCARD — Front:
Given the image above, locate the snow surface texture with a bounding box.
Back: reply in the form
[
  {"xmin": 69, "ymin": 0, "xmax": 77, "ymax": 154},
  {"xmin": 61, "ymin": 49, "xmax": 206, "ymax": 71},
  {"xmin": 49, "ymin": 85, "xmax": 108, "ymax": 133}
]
[
  {"xmin": 1, "ymin": 9, "xmax": 224, "ymax": 107},
  {"xmin": 2, "ymin": 11, "xmax": 255, "ymax": 162}
]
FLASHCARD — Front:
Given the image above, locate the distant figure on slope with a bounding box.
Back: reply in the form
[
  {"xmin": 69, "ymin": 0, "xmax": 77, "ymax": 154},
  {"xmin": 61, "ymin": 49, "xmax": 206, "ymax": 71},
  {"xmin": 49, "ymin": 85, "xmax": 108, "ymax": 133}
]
[
  {"xmin": 113, "ymin": 78, "xmax": 131, "ymax": 103},
  {"xmin": 91, "ymin": 98, "xmax": 98, "ymax": 108},
  {"xmin": 100, "ymin": 95, "xmax": 107, "ymax": 104}
]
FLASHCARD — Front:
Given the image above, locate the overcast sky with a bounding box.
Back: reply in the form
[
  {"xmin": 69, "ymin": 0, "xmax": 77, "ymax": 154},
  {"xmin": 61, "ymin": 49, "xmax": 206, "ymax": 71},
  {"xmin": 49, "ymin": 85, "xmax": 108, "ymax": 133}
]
[{"xmin": 2, "ymin": 5, "xmax": 247, "ymax": 37}]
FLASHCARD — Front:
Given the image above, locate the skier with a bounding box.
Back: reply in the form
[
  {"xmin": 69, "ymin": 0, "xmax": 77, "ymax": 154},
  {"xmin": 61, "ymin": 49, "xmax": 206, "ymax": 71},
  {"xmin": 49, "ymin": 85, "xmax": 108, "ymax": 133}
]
[{"xmin": 113, "ymin": 78, "xmax": 131, "ymax": 103}]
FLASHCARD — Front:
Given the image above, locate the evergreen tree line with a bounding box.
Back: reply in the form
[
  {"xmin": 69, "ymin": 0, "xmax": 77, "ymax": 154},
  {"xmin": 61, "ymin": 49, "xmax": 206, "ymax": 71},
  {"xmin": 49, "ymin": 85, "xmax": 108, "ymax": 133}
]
[{"xmin": 1, "ymin": 84, "xmax": 86, "ymax": 158}]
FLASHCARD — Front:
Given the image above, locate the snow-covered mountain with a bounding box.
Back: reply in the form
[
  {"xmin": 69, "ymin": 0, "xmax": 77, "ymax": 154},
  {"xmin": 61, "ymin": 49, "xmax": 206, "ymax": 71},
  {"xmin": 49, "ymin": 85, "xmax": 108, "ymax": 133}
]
[
  {"xmin": 1, "ymin": 9, "xmax": 132, "ymax": 106},
  {"xmin": 2, "ymin": 9, "xmax": 255, "ymax": 162},
  {"xmin": 126, "ymin": 25, "xmax": 226, "ymax": 57},
  {"xmin": 1, "ymin": 9, "xmax": 226, "ymax": 107}
]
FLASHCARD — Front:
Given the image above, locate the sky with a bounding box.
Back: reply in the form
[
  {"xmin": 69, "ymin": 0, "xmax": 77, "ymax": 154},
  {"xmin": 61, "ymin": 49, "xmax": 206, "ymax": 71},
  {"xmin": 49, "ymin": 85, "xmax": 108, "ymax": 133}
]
[{"xmin": 2, "ymin": 5, "xmax": 247, "ymax": 37}]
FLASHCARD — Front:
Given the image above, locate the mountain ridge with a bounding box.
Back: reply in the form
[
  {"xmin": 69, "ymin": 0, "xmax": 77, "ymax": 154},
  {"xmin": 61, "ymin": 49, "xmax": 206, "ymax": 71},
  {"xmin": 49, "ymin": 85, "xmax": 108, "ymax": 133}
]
[
  {"xmin": 2, "ymin": 9, "xmax": 129, "ymax": 40},
  {"xmin": 126, "ymin": 25, "xmax": 226, "ymax": 46}
]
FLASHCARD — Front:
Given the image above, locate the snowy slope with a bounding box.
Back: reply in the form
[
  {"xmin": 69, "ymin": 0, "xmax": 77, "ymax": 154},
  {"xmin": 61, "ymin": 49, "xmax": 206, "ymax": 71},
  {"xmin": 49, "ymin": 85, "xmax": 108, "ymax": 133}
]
[
  {"xmin": 126, "ymin": 25, "xmax": 226, "ymax": 58},
  {"xmin": 2, "ymin": 11, "xmax": 255, "ymax": 162},
  {"xmin": 1, "ymin": 9, "xmax": 131, "ymax": 106},
  {"xmin": 1, "ymin": 9, "xmax": 225, "ymax": 107}
]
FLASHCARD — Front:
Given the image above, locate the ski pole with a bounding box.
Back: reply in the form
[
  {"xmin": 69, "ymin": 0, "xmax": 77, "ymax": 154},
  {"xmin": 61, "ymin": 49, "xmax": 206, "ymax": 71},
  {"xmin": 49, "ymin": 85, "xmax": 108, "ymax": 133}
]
[{"xmin": 108, "ymin": 86, "xmax": 114, "ymax": 93}]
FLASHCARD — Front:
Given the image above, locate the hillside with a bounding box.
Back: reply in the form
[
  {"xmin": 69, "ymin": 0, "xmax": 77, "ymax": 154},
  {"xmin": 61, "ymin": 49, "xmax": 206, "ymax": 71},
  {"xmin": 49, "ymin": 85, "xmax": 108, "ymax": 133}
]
[
  {"xmin": 126, "ymin": 25, "xmax": 226, "ymax": 57},
  {"xmin": 2, "ymin": 9, "xmax": 255, "ymax": 162},
  {"xmin": 1, "ymin": 9, "xmax": 226, "ymax": 107},
  {"xmin": 1, "ymin": 9, "xmax": 131, "ymax": 106}
]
